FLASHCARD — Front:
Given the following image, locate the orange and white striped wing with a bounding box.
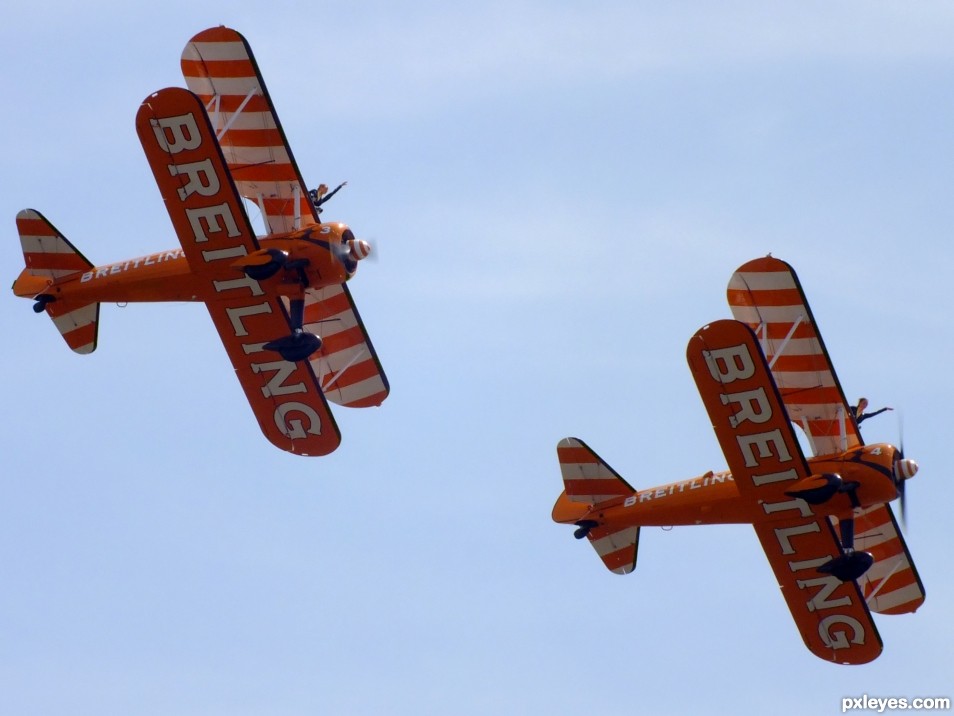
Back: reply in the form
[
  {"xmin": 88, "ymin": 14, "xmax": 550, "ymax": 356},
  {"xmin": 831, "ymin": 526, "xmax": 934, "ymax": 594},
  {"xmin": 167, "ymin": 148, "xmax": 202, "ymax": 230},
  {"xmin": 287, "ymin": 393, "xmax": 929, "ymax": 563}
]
[
  {"xmin": 849, "ymin": 504, "xmax": 926, "ymax": 615},
  {"xmin": 727, "ymin": 256, "xmax": 861, "ymax": 457},
  {"xmin": 181, "ymin": 26, "xmax": 315, "ymax": 236},
  {"xmin": 299, "ymin": 284, "xmax": 389, "ymax": 408}
]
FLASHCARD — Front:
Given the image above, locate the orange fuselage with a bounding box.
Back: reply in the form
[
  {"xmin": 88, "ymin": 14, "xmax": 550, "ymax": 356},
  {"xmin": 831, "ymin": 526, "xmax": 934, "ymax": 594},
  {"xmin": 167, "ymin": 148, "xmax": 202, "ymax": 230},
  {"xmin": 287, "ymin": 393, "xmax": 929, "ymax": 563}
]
[
  {"xmin": 553, "ymin": 443, "xmax": 900, "ymax": 528},
  {"xmin": 18, "ymin": 223, "xmax": 355, "ymax": 306}
]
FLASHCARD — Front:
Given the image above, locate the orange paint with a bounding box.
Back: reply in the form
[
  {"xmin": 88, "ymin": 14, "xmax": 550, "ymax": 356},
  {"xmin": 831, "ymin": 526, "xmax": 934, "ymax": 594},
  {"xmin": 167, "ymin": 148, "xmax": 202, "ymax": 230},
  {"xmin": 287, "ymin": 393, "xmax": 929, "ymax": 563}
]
[
  {"xmin": 12, "ymin": 27, "xmax": 389, "ymax": 454},
  {"xmin": 554, "ymin": 258, "xmax": 923, "ymax": 664}
]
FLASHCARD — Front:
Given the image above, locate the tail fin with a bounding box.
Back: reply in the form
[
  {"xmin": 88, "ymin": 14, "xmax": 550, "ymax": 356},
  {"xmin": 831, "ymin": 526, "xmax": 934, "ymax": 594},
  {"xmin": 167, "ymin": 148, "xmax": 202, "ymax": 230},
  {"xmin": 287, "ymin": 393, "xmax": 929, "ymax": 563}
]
[
  {"xmin": 556, "ymin": 437, "xmax": 635, "ymax": 505},
  {"xmin": 554, "ymin": 437, "xmax": 641, "ymax": 575},
  {"xmin": 14, "ymin": 209, "xmax": 99, "ymax": 354}
]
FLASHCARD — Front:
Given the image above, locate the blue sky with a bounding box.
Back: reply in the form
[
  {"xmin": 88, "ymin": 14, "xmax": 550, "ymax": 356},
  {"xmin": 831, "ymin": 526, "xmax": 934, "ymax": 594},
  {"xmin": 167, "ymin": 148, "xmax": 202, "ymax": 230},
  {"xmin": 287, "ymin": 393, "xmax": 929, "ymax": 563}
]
[{"xmin": 2, "ymin": 2, "xmax": 953, "ymax": 714}]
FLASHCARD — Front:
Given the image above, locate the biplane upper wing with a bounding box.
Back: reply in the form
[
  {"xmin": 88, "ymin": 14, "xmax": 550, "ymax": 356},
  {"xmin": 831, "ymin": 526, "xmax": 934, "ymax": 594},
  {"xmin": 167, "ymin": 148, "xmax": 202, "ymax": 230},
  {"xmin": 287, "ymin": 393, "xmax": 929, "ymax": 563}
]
[
  {"xmin": 181, "ymin": 26, "xmax": 315, "ymax": 235},
  {"xmin": 182, "ymin": 27, "xmax": 390, "ymax": 409},
  {"xmin": 300, "ymin": 285, "xmax": 390, "ymax": 407},
  {"xmin": 136, "ymin": 86, "xmax": 340, "ymax": 456},
  {"xmin": 727, "ymin": 256, "xmax": 860, "ymax": 457},
  {"xmin": 687, "ymin": 319, "xmax": 881, "ymax": 664}
]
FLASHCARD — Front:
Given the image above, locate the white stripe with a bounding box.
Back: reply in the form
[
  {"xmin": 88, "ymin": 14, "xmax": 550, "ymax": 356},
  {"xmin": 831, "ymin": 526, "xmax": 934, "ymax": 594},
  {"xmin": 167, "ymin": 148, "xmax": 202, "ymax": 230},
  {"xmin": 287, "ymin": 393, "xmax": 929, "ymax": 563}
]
[
  {"xmin": 321, "ymin": 375, "xmax": 386, "ymax": 406},
  {"xmin": 862, "ymin": 555, "xmax": 907, "ymax": 585},
  {"xmin": 182, "ymin": 74, "xmax": 215, "ymax": 99},
  {"xmin": 771, "ymin": 371, "xmax": 837, "ymax": 389},
  {"xmin": 219, "ymin": 145, "xmax": 292, "ymax": 168},
  {"xmin": 732, "ymin": 304, "xmax": 812, "ymax": 325},
  {"xmin": 316, "ymin": 344, "xmax": 372, "ymax": 373},
  {"xmin": 560, "ymin": 462, "xmax": 615, "ymax": 481},
  {"xmin": 304, "ymin": 308, "xmax": 360, "ymax": 337},
  {"xmin": 728, "ymin": 270, "xmax": 796, "ymax": 292},
  {"xmin": 184, "ymin": 40, "xmax": 249, "ymax": 63},
  {"xmin": 867, "ymin": 582, "xmax": 923, "ymax": 613},
  {"xmin": 211, "ymin": 111, "xmax": 278, "ymax": 132},
  {"xmin": 52, "ymin": 305, "xmax": 96, "ymax": 333},
  {"xmin": 20, "ymin": 235, "xmax": 73, "ymax": 253},
  {"xmin": 186, "ymin": 76, "xmax": 262, "ymax": 98},
  {"xmin": 855, "ymin": 524, "xmax": 897, "ymax": 551},
  {"xmin": 591, "ymin": 526, "xmax": 639, "ymax": 557},
  {"xmin": 760, "ymin": 337, "xmax": 825, "ymax": 357}
]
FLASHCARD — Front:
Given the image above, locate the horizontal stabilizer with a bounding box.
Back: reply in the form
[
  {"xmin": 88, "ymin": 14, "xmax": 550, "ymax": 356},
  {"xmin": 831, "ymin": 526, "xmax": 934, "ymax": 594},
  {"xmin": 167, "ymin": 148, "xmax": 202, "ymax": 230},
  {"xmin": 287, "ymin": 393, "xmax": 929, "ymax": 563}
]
[{"xmin": 587, "ymin": 524, "xmax": 641, "ymax": 575}]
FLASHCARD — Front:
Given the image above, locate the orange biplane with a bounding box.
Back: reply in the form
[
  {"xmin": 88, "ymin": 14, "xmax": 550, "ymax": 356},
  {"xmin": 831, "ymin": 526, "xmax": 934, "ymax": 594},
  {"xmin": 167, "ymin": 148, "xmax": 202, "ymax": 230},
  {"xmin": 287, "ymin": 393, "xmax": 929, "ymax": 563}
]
[
  {"xmin": 11, "ymin": 27, "xmax": 388, "ymax": 456},
  {"xmin": 552, "ymin": 256, "xmax": 924, "ymax": 664}
]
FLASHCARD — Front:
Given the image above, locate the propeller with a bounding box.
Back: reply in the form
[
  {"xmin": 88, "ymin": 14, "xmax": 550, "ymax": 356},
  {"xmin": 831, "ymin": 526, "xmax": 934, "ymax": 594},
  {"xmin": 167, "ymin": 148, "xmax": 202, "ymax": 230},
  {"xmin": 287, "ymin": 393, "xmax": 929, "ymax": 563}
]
[
  {"xmin": 892, "ymin": 415, "xmax": 918, "ymax": 529},
  {"xmin": 330, "ymin": 233, "xmax": 376, "ymax": 275}
]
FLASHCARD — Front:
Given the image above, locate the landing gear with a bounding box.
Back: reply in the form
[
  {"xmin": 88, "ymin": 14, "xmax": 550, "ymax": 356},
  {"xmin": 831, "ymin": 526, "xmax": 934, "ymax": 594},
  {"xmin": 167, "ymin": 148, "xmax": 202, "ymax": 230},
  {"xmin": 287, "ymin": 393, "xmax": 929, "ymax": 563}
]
[
  {"xmin": 803, "ymin": 475, "xmax": 874, "ymax": 583},
  {"xmin": 573, "ymin": 520, "xmax": 599, "ymax": 539},
  {"xmin": 263, "ymin": 331, "xmax": 322, "ymax": 362},
  {"xmin": 818, "ymin": 550, "xmax": 874, "ymax": 582},
  {"xmin": 32, "ymin": 294, "xmax": 55, "ymax": 313},
  {"xmin": 263, "ymin": 296, "xmax": 322, "ymax": 362}
]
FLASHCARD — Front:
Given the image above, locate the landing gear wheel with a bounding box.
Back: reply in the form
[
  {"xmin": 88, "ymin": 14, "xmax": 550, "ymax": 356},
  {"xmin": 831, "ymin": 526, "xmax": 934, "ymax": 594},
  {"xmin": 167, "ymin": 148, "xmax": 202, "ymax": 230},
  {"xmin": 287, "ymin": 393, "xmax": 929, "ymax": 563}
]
[
  {"xmin": 33, "ymin": 294, "xmax": 55, "ymax": 313},
  {"xmin": 263, "ymin": 331, "xmax": 322, "ymax": 362},
  {"xmin": 817, "ymin": 550, "xmax": 874, "ymax": 582}
]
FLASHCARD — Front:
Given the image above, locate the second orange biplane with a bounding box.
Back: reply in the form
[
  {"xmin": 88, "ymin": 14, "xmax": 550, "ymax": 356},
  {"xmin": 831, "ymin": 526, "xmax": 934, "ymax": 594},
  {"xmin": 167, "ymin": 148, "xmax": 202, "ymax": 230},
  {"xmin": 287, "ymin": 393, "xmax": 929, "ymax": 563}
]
[
  {"xmin": 11, "ymin": 27, "xmax": 388, "ymax": 456},
  {"xmin": 552, "ymin": 256, "xmax": 924, "ymax": 664}
]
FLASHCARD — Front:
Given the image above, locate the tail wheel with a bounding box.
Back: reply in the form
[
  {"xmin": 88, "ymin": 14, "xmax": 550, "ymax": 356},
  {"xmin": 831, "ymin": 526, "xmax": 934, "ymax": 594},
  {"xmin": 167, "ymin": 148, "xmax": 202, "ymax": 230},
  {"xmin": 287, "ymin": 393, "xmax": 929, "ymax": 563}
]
[{"xmin": 573, "ymin": 520, "xmax": 599, "ymax": 540}]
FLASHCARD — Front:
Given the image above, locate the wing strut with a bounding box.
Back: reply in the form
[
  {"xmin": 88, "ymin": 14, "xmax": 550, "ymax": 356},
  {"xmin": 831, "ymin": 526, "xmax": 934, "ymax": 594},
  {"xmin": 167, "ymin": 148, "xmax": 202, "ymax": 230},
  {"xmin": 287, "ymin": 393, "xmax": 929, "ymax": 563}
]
[
  {"xmin": 204, "ymin": 94, "xmax": 221, "ymax": 125},
  {"xmin": 293, "ymin": 184, "xmax": 302, "ymax": 229},
  {"xmin": 256, "ymin": 192, "xmax": 270, "ymax": 235},
  {"xmin": 838, "ymin": 404, "xmax": 848, "ymax": 453},
  {"xmin": 321, "ymin": 347, "xmax": 369, "ymax": 393},
  {"xmin": 800, "ymin": 417, "xmax": 818, "ymax": 455},
  {"xmin": 864, "ymin": 557, "xmax": 905, "ymax": 605},
  {"xmin": 216, "ymin": 87, "xmax": 259, "ymax": 139},
  {"xmin": 766, "ymin": 314, "xmax": 804, "ymax": 370}
]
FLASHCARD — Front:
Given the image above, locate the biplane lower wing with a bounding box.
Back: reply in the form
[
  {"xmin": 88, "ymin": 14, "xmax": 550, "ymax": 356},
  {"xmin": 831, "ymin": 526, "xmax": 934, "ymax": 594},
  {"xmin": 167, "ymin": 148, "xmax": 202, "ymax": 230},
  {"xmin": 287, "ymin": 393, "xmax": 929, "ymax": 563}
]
[
  {"xmin": 135, "ymin": 86, "xmax": 340, "ymax": 456},
  {"xmin": 687, "ymin": 319, "xmax": 881, "ymax": 664}
]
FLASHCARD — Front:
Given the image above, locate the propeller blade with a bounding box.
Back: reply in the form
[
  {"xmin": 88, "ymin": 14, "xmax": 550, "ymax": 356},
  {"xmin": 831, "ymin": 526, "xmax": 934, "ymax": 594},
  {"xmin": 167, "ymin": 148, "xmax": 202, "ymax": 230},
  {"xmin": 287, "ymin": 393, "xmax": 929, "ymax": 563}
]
[{"xmin": 899, "ymin": 477, "xmax": 907, "ymax": 530}]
